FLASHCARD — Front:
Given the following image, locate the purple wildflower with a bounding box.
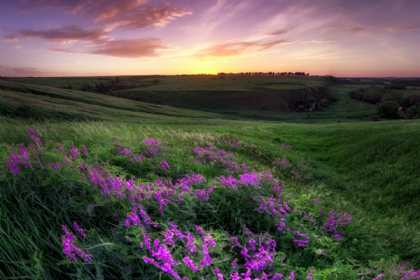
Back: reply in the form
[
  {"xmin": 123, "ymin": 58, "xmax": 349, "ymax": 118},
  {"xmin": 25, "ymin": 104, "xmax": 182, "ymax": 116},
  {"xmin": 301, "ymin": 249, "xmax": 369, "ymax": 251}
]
[
  {"xmin": 402, "ymin": 270, "xmax": 420, "ymax": 280},
  {"xmin": 239, "ymin": 172, "xmax": 261, "ymax": 187},
  {"xmin": 133, "ymin": 154, "xmax": 145, "ymax": 162},
  {"xmin": 306, "ymin": 270, "xmax": 314, "ymax": 280},
  {"xmin": 289, "ymin": 271, "xmax": 296, "ymax": 280},
  {"xmin": 231, "ymin": 272, "xmax": 240, "ymax": 280},
  {"xmin": 142, "ymin": 233, "xmax": 181, "ymax": 280},
  {"xmin": 27, "ymin": 128, "xmax": 43, "ymax": 147},
  {"xmin": 323, "ymin": 211, "xmax": 352, "ymax": 240},
  {"xmin": 272, "ymin": 273, "xmax": 285, "ymax": 280},
  {"xmin": 5, "ymin": 145, "xmax": 32, "ymax": 176},
  {"xmin": 193, "ymin": 145, "xmax": 246, "ymax": 173},
  {"xmin": 219, "ymin": 175, "xmax": 238, "ymax": 188},
  {"xmin": 124, "ymin": 206, "xmax": 156, "ymax": 228},
  {"xmin": 372, "ymin": 273, "xmax": 384, "ymax": 280},
  {"xmin": 6, "ymin": 153, "xmax": 22, "ymax": 176},
  {"xmin": 61, "ymin": 225, "xmax": 92, "ymax": 263},
  {"xmin": 185, "ymin": 232, "xmax": 197, "ymax": 254},
  {"xmin": 213, "ymin": 268, "xmax": 225, "ymax": 280},
  {"xmin": 183, "ymin": 256, "xmax": 199, "ymax": 272},
  {"xmin": 194, "ymin": 187, "xmax": 214, "ymax": 201},
  {"xmin": 292, "ymin": 231, "xmax": 310, "ymax": 248},
  {"xmin": 116, "ymin": 144, "xmax": 133, "ymax": 157},
  {"xmin": 72, "ymin": 222, "xmax": 87, "ymax": 239},
  {"xmin": 233, "ymin": 235, "xmax": 277, "ymax": 274},
  {"xmin": 160, "ymin": 160, "xmax": 170, "ymax": 171},
  {"xmin": 80, "ymin": 145, "xmax": 89, "ymax": 158},
  {"xmin": 143, "ymin": 138, "xmax": 161, "ymax": 157},
  {"xmin": 155, "ymin": 191, "xmax": 170, "ymax": 214},
  {"xmin": 69, "ymin": 145, "xmax": 80, "ymax": 160},
  {"xmin": 177, "ymin": 173, "xmax": 206, "ymax": 192}
]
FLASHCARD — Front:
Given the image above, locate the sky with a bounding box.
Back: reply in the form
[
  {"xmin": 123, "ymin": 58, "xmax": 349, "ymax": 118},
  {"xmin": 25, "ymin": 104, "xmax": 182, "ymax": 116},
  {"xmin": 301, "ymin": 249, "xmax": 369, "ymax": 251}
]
[{"xmin": 0, "ymin": 0, "xmax": 419, "ymax": 77}]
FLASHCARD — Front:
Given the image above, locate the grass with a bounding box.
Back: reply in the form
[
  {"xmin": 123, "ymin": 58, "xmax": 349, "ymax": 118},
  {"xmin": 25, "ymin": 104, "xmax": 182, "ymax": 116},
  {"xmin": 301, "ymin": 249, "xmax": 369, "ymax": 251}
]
[
  {"xmin": 0, "ymin": 79, "xmax": 220, "ymax": 121},
  {"xmin": 6, "ymin": 76, "xmax": 336, "ymax": 120},
  {"xmin": 1, "ymin": 76, "xmax": 420, "ymax": 279}
]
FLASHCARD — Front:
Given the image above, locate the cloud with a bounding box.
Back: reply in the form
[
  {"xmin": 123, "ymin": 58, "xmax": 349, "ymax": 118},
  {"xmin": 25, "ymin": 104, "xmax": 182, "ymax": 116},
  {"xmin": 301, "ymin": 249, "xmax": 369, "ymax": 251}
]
[
  {"xmin": 0, "ymin": 65, "xmax": 46, "ymax": 77},
  {"xmin": 6, "ymin": 25, "xmax": 106, "ymax": 42},
  {"xmin": 91, "ymin": 38, "xmax": 166, "ymax": 58},
  {"xmin": 50, "ymin": 38, "xmax": 166, "ymax": 58},
  {"xmin": 106, "ymin": 5, "xmax": 192, "ymax": 30},
  {"xmin": 269, "ymin": 28, "xmax": 289, "ymax": 36},
  {"xmin": 19, "ymin": 0, "xmax": 191, "ymax": 30},
  {"xmin": 197, "ymin": 39, "xmax": 288, "ymax": 57},
  {"xmin": 349, "ymin": 26, "xmax": 366, "ymax": 33},
  {"xmin": 385, "ymin": 24, "xmax": 420, "ymax": 33}
]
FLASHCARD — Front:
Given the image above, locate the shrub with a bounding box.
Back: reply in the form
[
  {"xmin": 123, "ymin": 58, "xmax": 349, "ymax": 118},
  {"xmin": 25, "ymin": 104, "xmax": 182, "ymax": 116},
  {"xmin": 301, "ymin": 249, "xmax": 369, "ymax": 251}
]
[{"xmin": 378, "ymin": 101, "xmax": 401, "ymax": 119}]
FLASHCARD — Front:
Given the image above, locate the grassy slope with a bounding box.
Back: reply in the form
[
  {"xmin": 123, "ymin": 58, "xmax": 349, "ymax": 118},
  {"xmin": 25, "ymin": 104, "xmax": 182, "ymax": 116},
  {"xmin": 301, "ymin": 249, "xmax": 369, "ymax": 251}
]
[
  {"xmin": 0, "ymin": 79, "xmax": 220, "ymax": 121},
  {"xmin": 8, "ymin": 76, "xmax": 335, "ymax": 120},
  {"xmin": 266, "ymin": 120, "xmax": 420, "ymax": 263},
  {"xmin": 1, "ymin": 77, "xmax": 420, "ymax": 278}
]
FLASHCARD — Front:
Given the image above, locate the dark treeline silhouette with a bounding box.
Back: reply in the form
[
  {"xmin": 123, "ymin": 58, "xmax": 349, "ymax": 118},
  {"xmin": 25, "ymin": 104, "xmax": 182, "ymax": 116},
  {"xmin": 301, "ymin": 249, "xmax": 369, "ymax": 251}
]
[{"xmin": 217, "ymin": 72, "xmax": 310, "ymax": 77}]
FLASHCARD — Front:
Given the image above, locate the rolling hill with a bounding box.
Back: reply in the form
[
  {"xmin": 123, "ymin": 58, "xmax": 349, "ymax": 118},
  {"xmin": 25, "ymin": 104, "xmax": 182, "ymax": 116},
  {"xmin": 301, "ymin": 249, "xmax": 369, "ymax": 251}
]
[{"xmin": 1, "ymin": 75, "xmax": 420, "ymax": 279}]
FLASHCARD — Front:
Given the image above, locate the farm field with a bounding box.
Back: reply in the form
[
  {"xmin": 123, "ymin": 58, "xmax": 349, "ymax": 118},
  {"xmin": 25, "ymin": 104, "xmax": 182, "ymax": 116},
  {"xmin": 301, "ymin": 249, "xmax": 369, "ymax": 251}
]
[{"xmin": 1, "ymin": 76, "xmax": 420, "ymax": 279}]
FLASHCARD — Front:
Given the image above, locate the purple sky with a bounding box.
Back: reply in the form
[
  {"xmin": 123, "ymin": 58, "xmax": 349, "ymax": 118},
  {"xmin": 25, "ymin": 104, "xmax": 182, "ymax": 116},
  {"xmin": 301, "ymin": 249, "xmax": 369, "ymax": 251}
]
[{"xmin": 1, "ymin": 0, "xmax": 419, "ymax": 77}]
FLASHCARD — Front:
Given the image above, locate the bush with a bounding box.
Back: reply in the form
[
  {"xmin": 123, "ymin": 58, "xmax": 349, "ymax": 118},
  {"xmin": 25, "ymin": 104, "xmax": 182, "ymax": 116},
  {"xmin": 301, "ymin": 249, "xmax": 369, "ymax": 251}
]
[
  {"xmin": 406, "ymin": 105, "xmax": 420, "ymax": 119},
  {"xmin": 378, "ymin": 101, "xmax": 401, "ymax": 119},
  {"xmin": 349, "ymin": 88, "xmax": 384, "ymax": 104}
]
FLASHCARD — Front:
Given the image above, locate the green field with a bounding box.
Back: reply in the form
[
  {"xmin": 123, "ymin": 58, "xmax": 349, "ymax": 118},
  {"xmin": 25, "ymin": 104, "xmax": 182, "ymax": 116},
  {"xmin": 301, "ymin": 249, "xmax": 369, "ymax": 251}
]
[{"xmin": 1, "ymin": 76, "xmax": 419, "ymax": 279}]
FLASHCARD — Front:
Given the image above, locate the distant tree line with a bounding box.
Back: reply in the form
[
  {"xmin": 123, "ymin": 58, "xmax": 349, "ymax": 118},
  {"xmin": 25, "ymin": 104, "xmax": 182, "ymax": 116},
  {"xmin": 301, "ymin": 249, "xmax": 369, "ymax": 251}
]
[{"xmin": 217, "ymin": 72, "xmax": 310, "ymax": 77}]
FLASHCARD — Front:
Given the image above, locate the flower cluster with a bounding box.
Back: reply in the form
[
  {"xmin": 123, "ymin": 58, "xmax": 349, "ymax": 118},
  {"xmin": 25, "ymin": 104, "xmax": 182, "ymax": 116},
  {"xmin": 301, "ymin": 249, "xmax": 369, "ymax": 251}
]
[
  {"xmin": 256, "ymin": 194, "xmax": 291, "ymax": 233},
  {"xmin": 124, "ymin": 205, "xmax": 157, "ymax": 228},
  {"xmin": 144, "ymin": 138, "xmax": 161, "ymax": 157},
  {"xmin": 160, "ymin": 160, "xmax": 170, "ymax": 171},
  {"xmin": 219, "ymin": 171, "xmax": 277, "ymax": 189},
  {"xmin": 401, "ymin": 270, "xmax": 420, "ymax": 280},
  {"xmin": 323, "ymin": 211, "xmax": 352, "ymax": 240},
  {"xmin": 84, "ymin": 166, "xmax": 136, "ymax": 198},
  {"xmin": 291, "ymin": 231, "xmax": 310, "ymax": 248},
  {"xmin": 6, "ymin": 144, "xmax": 32, "ymax": 176},
  {"xmin": 7, "ymin": 131, "xmax": 391, "ymax": 279},
  {"xmin": 194, "ymin": 187, "xmax": 215, "ymax": 201},
  {"xmin": 141, "ymin": 224, "xmax": 217, "ymax": 279},
  {"xmin": 176, "ymin": 173, "xmax": 206, "ymax": 192},
  {"xmin": 219, "ymin": 175, "xmax": 239, "ymax": 188},
  {"xmin": 115, "ymin": 144, "xmax": 145, "ymax": 162},
  {"xmin": 233, "ymin": 237, "xmax": 277, "ymax": 274},
  {"xmin": 193, "ymin": 145, "xmax": 248, "ymax": 173},
  {"xmin": 227, "ymin": 231, "xmax": 303, "ymax": 280},
  {"xmin": 239, "ymin": 172, "xmax": 261, "ymax": 187},
  {"xmin": 61, "ymin": 224, "xmax": 92, "ymax": 263},
  {"xmin": 66, "ymin": 144, "xmax": 88, "ymax": 161},
  {"xmin": 27, "ymin": 127, "xmax": 43, "ymax": 147}
]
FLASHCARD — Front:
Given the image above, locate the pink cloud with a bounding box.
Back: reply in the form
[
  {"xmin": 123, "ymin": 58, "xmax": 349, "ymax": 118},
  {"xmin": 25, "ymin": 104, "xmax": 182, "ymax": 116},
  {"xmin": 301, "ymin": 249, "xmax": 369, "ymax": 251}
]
[
  {"xmin": 0, "ymin": 65, "xmax": 47, "ymax": 77},
  {"xmin": 90, "ymin": 38, "xmax": 166, "ymax": 58},
  {"xmin": 105, "ymin": 5, "xmax": 192, "ymax": 30},
  {"xmin": 197, "ymin": 39, "xmax": 288, "ymax": 57},
  {"xmin": 19, "ymin": 0, "xmax": 191, "ymax": 30},
  {"xmin": 6, "ymin": 25, "xmax": 106, "ymax": 42}
]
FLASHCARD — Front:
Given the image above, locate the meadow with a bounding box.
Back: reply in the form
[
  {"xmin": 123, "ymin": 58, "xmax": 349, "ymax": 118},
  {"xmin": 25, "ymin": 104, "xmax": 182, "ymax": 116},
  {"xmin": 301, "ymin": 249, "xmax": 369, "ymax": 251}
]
[{"xmin": 1, "ymin": 76, "xmax": 420, "ymax": 280}]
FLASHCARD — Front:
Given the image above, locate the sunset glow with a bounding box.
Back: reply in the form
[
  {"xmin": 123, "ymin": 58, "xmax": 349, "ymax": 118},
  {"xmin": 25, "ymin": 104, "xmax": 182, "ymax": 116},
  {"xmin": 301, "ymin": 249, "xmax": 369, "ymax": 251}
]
[{"xmin": 1, "ymin": 0, "xmax": 420, "ymax": 77}]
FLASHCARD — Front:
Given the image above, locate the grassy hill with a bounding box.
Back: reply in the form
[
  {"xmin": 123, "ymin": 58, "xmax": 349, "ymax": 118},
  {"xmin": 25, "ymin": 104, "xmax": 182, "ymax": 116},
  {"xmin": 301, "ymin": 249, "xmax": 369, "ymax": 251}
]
[
  {"xmin": 1, "ymin": 76, "xmax": 420, "ymax": 279},
  {"xmin": 7, "ymin": 76, "xmax": 337, "ymax": 120},
  {"xmin": 0, "ymin": 79, "xmax": 220, "ymax": 122}
]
